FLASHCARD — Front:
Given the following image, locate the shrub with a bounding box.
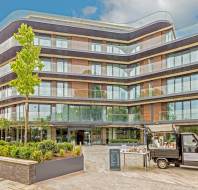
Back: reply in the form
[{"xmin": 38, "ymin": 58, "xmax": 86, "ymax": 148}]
[
  {"xmin": 57, "ymin": 143, "xmax": 73, "ymax": 152},
  {"xmin": 0, "ymin": 145, "xmax": 10, "ymax": 157},
  {"xmin": 44, "ymin": 151, "xmax": 53, "ymax": 160},
  {"xmin": 73, "ymin": 146, "xmax": 81, "ymax": 156},
  {"xmin": 38, "ymin": 140, "xmax": 57, "ymax": 154},
  {"xmin": 0, "ymin": 140, "xmax": 8, "ymax": 146},
  {"xmin": 64, "ymin": 143, "xmax": 73, "ymax": 151},
  {"xmin": 26, "ymin": 142, "xmax": 39, "ymax": 148},
  {"xmin": 8, "ymin": 141, "xmax": 23, "ymax": 147},
  {"xmin": 10, "ymin": 146, "xmax": 20, "ymax": 158},
  {"xmin": 18, "ymin": 147, "xmax": 32, "ymax": 160},
  {"xmin": 31, "ymin": 150, "xmax": 43, "ymax": 162},
  {"xmin": 59, "ymin": 149, "xmax": 65, "ymax": 157}
]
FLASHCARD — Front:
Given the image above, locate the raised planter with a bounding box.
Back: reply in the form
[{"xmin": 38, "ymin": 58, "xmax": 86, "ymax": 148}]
[{"xmin": 0, "ymin": 155, "xmax": 84, "ymax": 184}]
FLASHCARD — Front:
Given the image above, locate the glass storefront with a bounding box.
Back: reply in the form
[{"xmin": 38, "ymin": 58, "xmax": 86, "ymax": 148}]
[{"xmin": 107, "ymin": 128, "xmax": 140, "ymax": 144}]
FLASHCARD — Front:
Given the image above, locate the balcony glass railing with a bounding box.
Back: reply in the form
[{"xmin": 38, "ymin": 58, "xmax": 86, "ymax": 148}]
[
  {"xmin": 0, "ymin": 64, "xmax": 12, "ymax": 78},
  {"xmin": 1, "ymin": 84, "xmax": 198, "ymax": 102},
  {"xmin": 0, "ymin": 32, "xmax": 172, "ymax": 56},
  {"xmin": 159, "ymin": 112, "xmax": 198, "ymax": 121},
  {"xmin": 2, "ymin": 47, "xmax": 198, "ymax": 80},
  {"xmin": 0, "ymin": 112, "xmax": 144, "ymax": 124}
]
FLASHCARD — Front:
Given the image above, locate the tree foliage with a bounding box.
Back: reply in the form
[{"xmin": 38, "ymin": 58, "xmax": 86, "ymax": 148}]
[
  {"xmin": 10, "ymin": 23, "xmax": 43, "ymax": 143},
  {"xmin": 0, "ymin": 118, "xmax": 11, "ymax": 129},
  {"xmin": 10, "ymin": 23, "xmax": 43, "ymax": 96}
]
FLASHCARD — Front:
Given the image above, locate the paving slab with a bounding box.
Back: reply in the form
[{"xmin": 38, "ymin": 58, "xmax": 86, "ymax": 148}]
[{"xmin": 0, "ymin": 145, "xmax": 198, "ymax": 190}]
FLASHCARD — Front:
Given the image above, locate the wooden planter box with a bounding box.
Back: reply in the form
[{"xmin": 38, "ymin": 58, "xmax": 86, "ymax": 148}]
[{"xmin": 0, "ymin": 155, "xmax": 84, "ymax": 184}]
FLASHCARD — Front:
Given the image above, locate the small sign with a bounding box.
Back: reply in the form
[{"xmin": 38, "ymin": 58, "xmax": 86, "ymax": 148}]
[{"xmin": 109, "ymin": 149, "xmax": 121, "ymax": 171}]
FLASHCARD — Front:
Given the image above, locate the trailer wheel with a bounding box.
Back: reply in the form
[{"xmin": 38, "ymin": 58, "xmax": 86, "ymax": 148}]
[{"xmin": 157, "ymin": 159, "xmax": 168, "ymax": 169}]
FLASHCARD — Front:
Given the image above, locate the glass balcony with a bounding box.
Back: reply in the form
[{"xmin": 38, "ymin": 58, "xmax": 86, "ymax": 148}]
[
  {"xmin": 0, "ymin": 111, "xmax": 145, "ymax": 124},
  {"xmin": 1, "ymin": 82, "xmax": 198, "ymax": 102},
  {"xmin": 159, "ymin": 111, "xmax": 198, "ymax": 121},
  {"xmin": 0, "ymin": 64, "xmax": 12, "ymax": 78},
  {"xmin": 1, "ymin": 45, "xmax": 198, "ymax": 81}
]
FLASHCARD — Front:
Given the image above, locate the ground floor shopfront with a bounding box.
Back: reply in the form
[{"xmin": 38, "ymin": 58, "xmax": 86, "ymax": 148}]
[
  {"xmin": 0, "ymin": 125, "xmax": 143, "ymax": 144},
  {"xmin": 55, "ymin": 126, "xmax": 143, "ymax": 145},
  {"xmin": 0, "ymin": 124, "xmax": 197, "ymax": 145}
]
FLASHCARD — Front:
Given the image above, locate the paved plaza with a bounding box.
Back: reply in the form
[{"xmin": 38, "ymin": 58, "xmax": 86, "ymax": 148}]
[{"xmin": 0, "ymin": 146, "xmax": 198, "ymax": 190}]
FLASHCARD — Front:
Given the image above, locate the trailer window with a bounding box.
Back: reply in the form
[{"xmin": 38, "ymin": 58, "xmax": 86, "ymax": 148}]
[{"xmin": 183, "ymin": 135, "xmax": 198, "ymax": 153}]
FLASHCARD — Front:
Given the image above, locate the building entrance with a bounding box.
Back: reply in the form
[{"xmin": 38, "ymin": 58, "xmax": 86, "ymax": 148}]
[{"xmin": 76, "ymin": 130, "xmax": 84, "ymax": 145}]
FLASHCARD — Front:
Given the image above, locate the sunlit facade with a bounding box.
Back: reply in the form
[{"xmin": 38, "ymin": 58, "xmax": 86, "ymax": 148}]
[{"xmin": 0, "ymin": 11, "xmax": 198, "ymax": 144}]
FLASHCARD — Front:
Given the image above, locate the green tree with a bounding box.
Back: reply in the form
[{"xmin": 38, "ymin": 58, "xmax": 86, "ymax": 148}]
[
  {"xmin": 0, "ymin": 118, "xmax": 11, "ymax": 141},
  {"xmin": 10, "ymin": 24, "xmax": 43, "ymax": 143}
]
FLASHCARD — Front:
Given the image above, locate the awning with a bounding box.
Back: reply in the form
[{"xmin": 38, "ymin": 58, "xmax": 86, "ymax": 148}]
[{"xmin": 146, "ymin": 124, "xmax": 175, "ymax": 132}]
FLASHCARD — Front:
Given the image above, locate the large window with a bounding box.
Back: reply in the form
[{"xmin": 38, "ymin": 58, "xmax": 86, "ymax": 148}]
[
  {"xmin": 166, "ymin": 55, "xmax": 175, "ymax": 68},
  {"xmin": 57, "ymin": 59, "xmax": 68, "ymax": 73},
  {"xmin": 164, "ymin": 30, "xmax": 174, "ymax": 43},
  {"xmin": 167, "ymin": 100, "xmax": 198, "ymax": 120},
  {"xmin": 166, "ymin": 73, "xmax": 198, "ymax": 95},
  {"xmin": 42, "ymin": 59, "xmax": 51, "ymax": 72},
  {"xmin": 29, "ymin": 104, "xmax": 51, "ymax": 121},
  {"xmin": 191, "ymin": 48, "xmax": 198, "ymax": 63},
  {"xmin": 129, "ymin": 85, "xmax": 140, "ymax": 99},
  {"xmin": 90, "ymin": 84, "xmax": 103, "ymax": 98},
  {"xmin": 183, "ymin": 76, "xmax": 190, "ymax": 92},
  {"xmin": 191, "ymin": 100, "xmax": 198, "ymax": 119},
  {"xmin": 175, "ymin": 77, "xmax": 182, "ymax": 93},
  {"xmin": 129, "ymin": 106, "xmax": 142, "ymax": 122},
  {"xmin": 16, "ymin": 104, "xmax": 24, "ymax": 121},
  {"xmin": 167, "ymin": 78, "xmax": 175, "ymax": 94},
  {"xmin": 34, "ymin": 36, "xmax": 51, "ymax": 47},
  {"xmin": 182, "ymin": 51, "xmax": 190, "ymax": 65},
  {"xmin": 55, "ymin": 37, "xmax": 68, "ymax": 49},
  {"xmin": 107, "ymin": 44, "xmax": 124, "ymax": 54},
  {"xmin": 183, "ymin": 101, "xmax": 191, "ymax": 119},
  {"xmin": 166, "ymin": 47, "xmax": 198, "ymax": 69},
  {"xmin": 107, "ymin": 85, "xmax": 128, "ymax": 100},
  {"xmin": 107, "ymin": 106, "xmax": 128, "ymax": 122},
  {"xmin": 191, "ymin": 74, "xmax": 198, "ymax": 91},
  {"xmin": 34, "ymin": 81, "xmax": 51, "ymax": 96},
  {"xmin": 129, "ymin": 63, "xmax": 140, "ymax": 77},
  {"xmin": 91, "ymin": 62, "xmax": 102, "ymax": 75},
  {"xmin": 68, "ymin": 105, "xmax": 105, "ymax": 122},
  {"xmin": 91, "ymin": 42, "xmax": 102, "ymax": 52},
  {"xmin": 69, "ymin": 105, "xmax": 80, "ymax": 121},
  {"xmin": 175, "ymin": 54, "xmax": 182, "ymax": 67},
  {"xmin": 57, "ymin": 82, "xmax": 68, "ymax": 97},
  {"xmin": 55, "ymin": 104, "xmax": 68, "ymax": 121},
  {"xmin": 107, "ymin": 64, "xmax": 127, "ymax": 77}
]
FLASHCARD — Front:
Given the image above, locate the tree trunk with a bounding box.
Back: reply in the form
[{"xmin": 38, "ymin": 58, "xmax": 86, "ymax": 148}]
[
  {"xmin": 40, "ymin": 129, "xmax": 43, "ymax": 141},
  {"xmin": 5, "ymin": 128, "xmax": 8, "ymax": 141},
  {"xmin": 20, "ymin": 125, "xmax": 23, "ymax": 143},
  {"xmin": 16, "ymin": 127, "xmax": 19, "ymax": 142},
  {"xmin": 24, "ymin": 96, "xmax": 29, "ymax": 143},
  {"xmin": 0, "ymin": 128, "xmax": 2, "ymax": 140}
]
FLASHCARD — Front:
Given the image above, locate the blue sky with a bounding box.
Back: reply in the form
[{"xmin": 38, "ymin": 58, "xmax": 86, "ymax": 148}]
[
  {"xmin": 0, "ymin": 0, "xmax": 102, "ymax": 21},
  {"xmin": 0, "ymin": 0, "xmax": 198, "ymax": 27}
]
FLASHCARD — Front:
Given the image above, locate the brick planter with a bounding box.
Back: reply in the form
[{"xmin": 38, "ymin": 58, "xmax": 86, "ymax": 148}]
[{"xmin": 0, "ymin": 155, "xmax": 84, "ymax": 184}]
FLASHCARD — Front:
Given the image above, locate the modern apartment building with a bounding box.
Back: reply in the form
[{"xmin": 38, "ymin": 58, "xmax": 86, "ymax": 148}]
[{"xmin": 0, "ymin": 11, "xmax": 198, "ymax": 144}]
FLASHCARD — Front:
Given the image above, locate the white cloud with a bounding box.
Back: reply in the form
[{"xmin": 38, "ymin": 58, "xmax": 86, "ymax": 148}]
[
  {"xmin": 100, "ymin": 0, "xmax": 198, "ymax": 28},
  {"xmin": 82, "ymin": 6, "xmax": 97, "ymax": 16}
]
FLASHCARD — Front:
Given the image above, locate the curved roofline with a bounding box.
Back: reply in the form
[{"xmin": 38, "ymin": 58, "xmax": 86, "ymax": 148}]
[{"xmin": 0, "ymin": 10, "xmax": 173, "ymax": 32}]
